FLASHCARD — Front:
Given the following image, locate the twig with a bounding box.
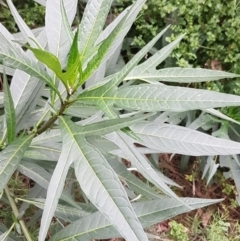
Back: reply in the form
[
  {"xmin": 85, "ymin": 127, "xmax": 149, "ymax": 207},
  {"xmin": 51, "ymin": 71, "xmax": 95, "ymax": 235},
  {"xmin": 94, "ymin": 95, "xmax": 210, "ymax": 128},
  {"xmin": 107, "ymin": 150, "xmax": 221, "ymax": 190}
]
[{"xmin": 4, "ymin": 186, "xmax": 33, "ymax": 241}]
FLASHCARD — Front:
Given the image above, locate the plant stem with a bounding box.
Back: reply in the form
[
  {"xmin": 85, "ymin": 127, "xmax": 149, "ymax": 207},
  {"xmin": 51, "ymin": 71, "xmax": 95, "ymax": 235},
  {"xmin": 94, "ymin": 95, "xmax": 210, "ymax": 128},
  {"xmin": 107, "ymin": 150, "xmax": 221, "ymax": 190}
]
[
  {"xmin": 4, "ymin": 186, "xmax": 33, "ymax": 241},
  {"xmin": 36, "ymin": 100, "xmax": 69, "ymax": 135},
  {"xmin": 36, "ymin": 114, "xmax": 59, "ymax": 135}
]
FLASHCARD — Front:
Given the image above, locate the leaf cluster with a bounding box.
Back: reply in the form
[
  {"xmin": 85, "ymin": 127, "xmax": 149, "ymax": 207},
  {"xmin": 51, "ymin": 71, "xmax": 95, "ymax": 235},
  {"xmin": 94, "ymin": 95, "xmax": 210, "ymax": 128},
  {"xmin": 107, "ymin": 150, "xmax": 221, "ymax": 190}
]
[{"xmin": 0, "ymin": 0, "xmax": 240, "ymax": 240}]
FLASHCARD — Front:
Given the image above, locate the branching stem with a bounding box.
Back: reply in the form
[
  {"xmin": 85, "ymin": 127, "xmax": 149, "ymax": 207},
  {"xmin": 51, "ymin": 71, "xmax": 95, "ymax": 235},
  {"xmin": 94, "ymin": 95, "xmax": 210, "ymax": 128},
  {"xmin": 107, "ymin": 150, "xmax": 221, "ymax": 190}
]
[{"xmin": 36, "ymin": 96, "xmax": 70, "ymax": 135}]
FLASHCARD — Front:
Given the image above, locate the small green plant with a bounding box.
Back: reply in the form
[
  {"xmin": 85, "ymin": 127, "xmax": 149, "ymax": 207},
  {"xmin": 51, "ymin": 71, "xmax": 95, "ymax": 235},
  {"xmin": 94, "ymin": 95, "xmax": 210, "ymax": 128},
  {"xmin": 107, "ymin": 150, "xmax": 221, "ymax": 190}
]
[
  {"xmin": 168, "ymin": 220, "xmax": 188, "ymax": 241},
  {"xmin": 1, "ymin": 0, "xmax": 240, "ymax": 240},
  {"xmin": 205, "ymin": 212, "xmax": 231, "ymax": 241}
]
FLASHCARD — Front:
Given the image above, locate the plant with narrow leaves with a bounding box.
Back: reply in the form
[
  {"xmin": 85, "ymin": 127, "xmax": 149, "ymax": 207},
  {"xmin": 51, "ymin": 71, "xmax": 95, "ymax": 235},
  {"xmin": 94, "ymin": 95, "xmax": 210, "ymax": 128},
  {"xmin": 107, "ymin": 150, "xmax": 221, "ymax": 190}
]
[{"xmin": 0, "ymin": 0, "xmax": 240, "ymax": 240}]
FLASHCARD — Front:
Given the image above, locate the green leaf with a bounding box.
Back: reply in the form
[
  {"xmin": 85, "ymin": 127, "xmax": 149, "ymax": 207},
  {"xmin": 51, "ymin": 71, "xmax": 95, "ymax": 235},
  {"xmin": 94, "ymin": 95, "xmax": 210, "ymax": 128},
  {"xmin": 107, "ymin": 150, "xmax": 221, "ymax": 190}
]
[
  {"xmin": 109, "ymin": 85, "xmax": 240, "ymax": 112},
  {"xmin": 126, "ymin": 67, "xmax": 240, "ymax": 83},
  {"xmin": 3, "ymin": 70, "xmax": 16, "ymax": 143},
  {"xmin": 49, "ymin": 197, "xmax": 222, "ymax": 241},
  {"xmin": 82, "ymin": 10, "xmax": 128, "ymax": 83},
  {"xmin": 78, "ymin": 0, "xmax": 113, "ymax": 61},
  {"xmin": 59, "ymin": 117, "xmax": 148, "ymax": 241},
  {"xmin": 130, "ymin": 121, "xmax": 240, "ymax": 156},
  {"xmin": 66, "ymin": 28, "xmax": 79, "ymax": 70},
  {"xmin": 38, "ymin": 124, "xmax": 75, "ymax": 241},
  {"xmin": 0, "ymin": 135, "xmax": 33, "ymax": 192},
  {"xmin": 75, "ymin": 113, "xmax": 154, "ymax": 137},
  {"xmin": 60, "ymin": 28, "xmax": 83, "ymax": 89},
  {"xmin": 89, "ymin": 0, "xmax": 147, "ymax": 68},
  {"xmin": 61, "ymin": 55, "xmax": 81, "ymax": 89},
  {"xmin": 27, "ymin": 47, "xmax": 63, "ymax": 80}
]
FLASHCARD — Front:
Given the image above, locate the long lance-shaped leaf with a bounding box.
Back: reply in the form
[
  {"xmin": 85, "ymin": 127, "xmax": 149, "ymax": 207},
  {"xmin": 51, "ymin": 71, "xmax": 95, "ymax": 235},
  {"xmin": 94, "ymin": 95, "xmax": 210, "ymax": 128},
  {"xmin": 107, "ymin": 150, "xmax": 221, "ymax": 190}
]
[
  {"xmin": 60, "ymin": 117, "xmax": 148, "ymax": 241},
  {"xmin": 66, "ymin": 27, "xmax": 79, "ymax": 70},
  {"xmin": 106, "ymin": 84, "xmax": 240, "ymax": 112},
  {"xmin": 106, "ymin": 131, "xmax": 189, "ymax": 207},
  {"xmin": 3, "ymin": 70, "xmax": 16, "ymax": 143},
  {"xmin": 126, "ymin": 67, "xmax": 240, "ymax": 83},
  {"xmin": 126, "ymin": 35, "xmax": 184, "ymax": 82},
  {"xmin": 18, "ymin": 198, "xmax": 96, "ymax": 223},
  {"xmin": 49, "ymin": 197, "xmax": 221, "ymax": 241},
  {"xmin": 0, "ymin": 135, "xmax": 33, "ymax": 192},
  {"xmin": 108, "ymin": 150, "xmax": 179, "ymax": 186},
  {"xmin": 24, "ymin": 143, "xmax": 61, "ymax": 161},
  {"xmin": 78, "ymin": 26, "xmax": 170, "ymax": 101},
  {"xmin": 108, "ymin": 158, "xmax": 163, "ymax": 200},
  {"xmin": 130, "ymin": 121, "xmax": 240, "ymax": 156},
  {"xmin": 17, "ymin": 160, "xmax": 84, "ymax": 210},
  {"xmin": 9, "ymin": 29, "xmax": 47, "ymax": 127},
  {"xmin": 0, "ymin": 24, "xmax": 60, "ymax": 97},
  {"xmin": 106, "ymin": 26, "xmax": 170, "ymax": 88},
  {"xmin": 82, "ymin": 10, "xmax": 128, "ymax": 84},
  {"xmin": 78, "ymin": 0, "xmax": 113, "ymax": 60},
  {"xmin": 205, "ymin": 108, "xmax": 240, "ymax": 126},
  {"xmin": 26, "ymin": 47, "xmax": 63, "ymax": 78},
  {"xmin": 89, "ymin": 0, "xmax": 147, "ymax": 68},
  {"xmin": 75, "ymin": 113, "xmax": 154, "ymax": 136},
  {"xmin": 31, "ymin": 129, "xmax": 61, "ymax": 145},
  {"xmin": 59, "ymin": 0, "xmax": 74, "ymax": 43},
  {"xmin": 38, "ymin": 123, "xmax": 75, "ymax": 241},
  {"xmin": 29, "ymin": 114, "xmax": 153, "ymax": 147},
  {"xmin": 6, "ymin": 0, "xmax": 41, "ymax": 48},
  {"xmin": 15, "ymin": 82, "xmax": 45, "ymax": 132},
  {"xmin": 45, "ymin": 0, "xmax": 77, "ymax": 58},
  {"xmin": 27, "ymin": 44, "xmax": 81, "ymax": 91},
  {"xmin": 0, "ymin": 223, "xmax": 15, "ymax": 241},
  {"xmin": 12, "ymin": 26, "xmax": 45, "ymax": 45},
  {"xmin": 18, "ymin": 161, "xmax": 52, "ymax": 189}
]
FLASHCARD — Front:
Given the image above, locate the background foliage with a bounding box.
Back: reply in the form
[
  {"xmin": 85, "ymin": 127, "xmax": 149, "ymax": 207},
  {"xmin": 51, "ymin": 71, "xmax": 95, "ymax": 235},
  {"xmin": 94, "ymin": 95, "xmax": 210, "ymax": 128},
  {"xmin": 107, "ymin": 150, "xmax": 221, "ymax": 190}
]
[
  {"xmin": 114, "ymin": 0, "xmax": 240, "ymax": 101},
  {"xmin": 0, "ymin": 0, "xmax": 45, "ymax": 33}
]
